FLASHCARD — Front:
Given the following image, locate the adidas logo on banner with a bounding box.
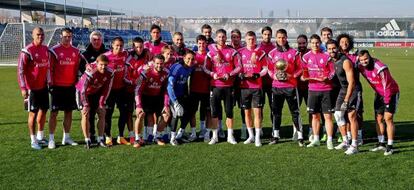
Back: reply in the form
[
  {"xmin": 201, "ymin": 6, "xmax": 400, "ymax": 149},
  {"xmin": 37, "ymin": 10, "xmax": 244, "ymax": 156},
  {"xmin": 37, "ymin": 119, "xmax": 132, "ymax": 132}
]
[{"xmin": 377, "ymin": 19, "xmax": 404, "ymax": 37}]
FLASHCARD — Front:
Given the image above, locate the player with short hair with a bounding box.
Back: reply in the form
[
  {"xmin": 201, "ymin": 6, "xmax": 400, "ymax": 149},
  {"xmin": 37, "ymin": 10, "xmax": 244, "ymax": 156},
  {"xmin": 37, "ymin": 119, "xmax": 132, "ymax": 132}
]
[
  {"xmin": 18, "ymin": 27, "xmax": 50, "ymax": 150},
  {"xmin": 134, "ymin": 54, "xmax": 170, "ymax": 148},
  {"xmin": 103, "ymin": 37, "xmax": 130, "ymax": 146},
  {"xmin": 357, "ymin": 50, "xmax": 399, "ymax": 156},
  {"xmin": 76, "ymin": 55, "xmax": 113, "ymax": 149},
  {"xmin": 320, "ymin": 27, "xmax": 332, "ymax": 52},
  {"xmin": 168, "ymin": 50, "xmax": 195, "ymax": 145},
  {"xmin": 124, "ymin": 37, "xmax": 151, "ymax": 144},
  {"xmin": 301, "ymin": 34, "xmax": 335, "ymax": 149},
  {"xmin": 203, "ymin": 29, "xmax": 242, "ymax": 145},
  {"xmin": 229, "ymin": 29, "xmax": 247, "ymax": 140},
  {"xmin": 326, "ymin": 40, "xmax": 361, "ymax": 155},
  {"xmin": 268, "ymin": 29, "xmax": 304, "ymax": 146},
  {"xmin": 172, "ymin": 32, "xmax": 190, "ymax": 62},
  {"xmin": 192, "ymin": 24, "xmax": 214, "ymax": 52},
  {"xmin": 144, "ymin": 24, "xmax": 168, "ymax": 58},
  {"xmin": 190, "ymin": 35, "xmax": 211, "ymax": 142},
  {"xmin": 49, "ymin": 27, "xmax": 87, "ymax": 148},
  {"xmin": 296, "ymin": 34, "xmax": 312, "ymax": 140},
  {"xmin": 238, "ymin": 31, "xmax": 268, "ymax": 147},
  {"xmin": 160, "ymin": 45, "xmax": 177, "ymax": 70},
  {"xmin": 81, "ymin": 30, "xmax": 108, "ymax": 143}
]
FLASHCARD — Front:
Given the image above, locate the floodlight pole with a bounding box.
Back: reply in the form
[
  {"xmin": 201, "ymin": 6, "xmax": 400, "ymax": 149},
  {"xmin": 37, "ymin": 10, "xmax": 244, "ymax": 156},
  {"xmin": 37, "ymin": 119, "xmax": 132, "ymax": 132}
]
[{"xmin": 44, "ymin": 0, "xmax": 47, "ymax": 24}]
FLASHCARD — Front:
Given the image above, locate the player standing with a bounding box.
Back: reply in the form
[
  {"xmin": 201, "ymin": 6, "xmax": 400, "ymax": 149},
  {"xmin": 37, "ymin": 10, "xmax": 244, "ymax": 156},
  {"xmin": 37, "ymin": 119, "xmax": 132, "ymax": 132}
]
[
  {"xmin": 17, "ymin": 27, "xmax": 50, "ymax": 150},
  {"xmin": 267, "ymin": 29, "xmax": 304, "ymax": 146},
  {"xmin": 301, "ymin": 34, "xmax": 335, "ymax": 149},
  {"xmin": 49, "ymin": 28, "xmax": 86, "ymax": 148},
  {"xmin": 203, "ymin": 29, "xmax": 242, "ymax": 145},
  {"xmin": 238, "ymin": 31, "xmax": 268, "ymax": 147}
]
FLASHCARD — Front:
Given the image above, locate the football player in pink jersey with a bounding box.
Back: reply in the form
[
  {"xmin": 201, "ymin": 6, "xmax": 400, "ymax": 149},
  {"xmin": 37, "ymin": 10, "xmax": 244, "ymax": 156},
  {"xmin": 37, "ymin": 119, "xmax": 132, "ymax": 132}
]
[
  {"xmin": 267, "ymin": 29, "xmax": 304, "ymax": 146},
  {"xmin": 357, "ymin": 50, "xmax": 400, "ymax": 156},
  {"xmin": 144, "ymin": 24, "xmax": 168, "ymax": 58},
  {"xmin": 49, "ymin": 28, "xmax": 87, "ymax": 148},
  {"xmin": 76, "ymin": 55, "xmax": 114, "ymax": 149},
  {"xmin": 189, "ymin": 35, "xmax": 211, "ymax": 142},
  {"xmin": 134, "ymin": 54, "xmax": 170, "ymax": 148},
  {"xmin": 238, "ymin": 31, "xmax": 268, "ymax": 147},
  {"xmin": 17, "ymin": 27, "xmax": 50, "ymax": 150},
  {"xmin": 301, "ymin": 34, "xmax": 335, "ymax": 149},
  {"xmin": 203, "ymin": 29, "xmax": 242, "ymax": 145}
]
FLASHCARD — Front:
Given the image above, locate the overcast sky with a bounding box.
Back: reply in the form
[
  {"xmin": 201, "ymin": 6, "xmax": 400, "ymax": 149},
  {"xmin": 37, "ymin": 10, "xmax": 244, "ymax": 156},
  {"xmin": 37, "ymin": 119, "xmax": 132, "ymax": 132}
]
[{"xmin": 44, "ymin": 0, "xmax": 414, "ymax": 18}]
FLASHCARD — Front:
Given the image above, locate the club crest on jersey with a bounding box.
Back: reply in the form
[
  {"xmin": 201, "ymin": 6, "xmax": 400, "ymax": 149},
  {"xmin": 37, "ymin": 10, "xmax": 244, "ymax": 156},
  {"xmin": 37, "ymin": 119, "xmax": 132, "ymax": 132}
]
[
  {"xmin": 320, "ymin": 59, "xmax": 324, "ymax": 64},
  {"xmin": 225, "ymin": 53, "xmax": 230, "ymax": 59},
  {"xmin": 34, "ymin": 53, "xmax": 39, "ymax": 58},
  {"xmin": 59, "ymin": 53, "xmax": 64, "ymax": 58},
  {"xmin": 72, "ymin": 52, "xmax": 76, "ymax": 57},
  {"xmin": 288, "ymin": 54, "xmax": 292, "ymax": 59}
]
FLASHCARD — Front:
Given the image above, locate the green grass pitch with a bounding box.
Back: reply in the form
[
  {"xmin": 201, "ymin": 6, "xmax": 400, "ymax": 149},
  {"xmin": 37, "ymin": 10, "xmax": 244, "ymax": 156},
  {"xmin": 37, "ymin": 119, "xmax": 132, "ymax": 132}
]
[{"xmin": 0, "ymin": 48, "xmax": 413, "ymax": 189}]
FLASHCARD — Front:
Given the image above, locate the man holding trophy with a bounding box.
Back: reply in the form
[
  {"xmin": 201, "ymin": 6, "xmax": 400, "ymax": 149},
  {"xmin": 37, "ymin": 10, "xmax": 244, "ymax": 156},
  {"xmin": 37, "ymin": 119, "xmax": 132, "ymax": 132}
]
[
  {"xmin": 267, "ymin": 29, "xmax": 304, "ymax": 146},
  {"xmin": 301, "ymin": 34, "xmax": 336, "ymax": 149}
]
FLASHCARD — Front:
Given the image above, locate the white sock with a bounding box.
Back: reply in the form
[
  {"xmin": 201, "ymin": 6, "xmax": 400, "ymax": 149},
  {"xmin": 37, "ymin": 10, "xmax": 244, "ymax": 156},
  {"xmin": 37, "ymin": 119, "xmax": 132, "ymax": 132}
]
[
  {"xmin": 273, "ymin": 130, "xmax": 280, "ymax": 138},
  {"xmin": 30, "ymin": 135, "xmax": 36, "ymax": 143},
  {"xmin": 351, "ymin": 139, "xmax": 357, "ymax": 147},
  {"xmin": 388, "ymin": 139, "xmax": 393, "ymax": 146},
  {"xmin": 171, "ymin": 132, "xmax": 176, "ymax": 140},
  {"xmin": 63, "ymin": 133, "xmax": 70, "ymax": 140},
  {"xmin": 378, "ymin": 135, "xmax": 385, "ymax": 143},
  {"xmin": 191, "ymin": 127, "xmax": 196, "ymax": 136},
  {"xmin": 36, "ymin": 131, "xmax": 44, "ymax": 140},
  {"xmin": 135, "ymin": 133, "xmax": 140, "ymax": 141},
  {"xmin": 327, "ymin": 136, "xmax": 333, "ymax": 142},
  {"xmin": 212, "ymin": 129, "xmax": 218, "ymax": 139},
  {"xmin": 247, "ymin": 128, "xmax": 254, "ymax": 139},
  {"xmin": 85, "ymin": 138, "xmax": 90, "ymax": 142},
  {"xmin": 314, "ymin": 135, "xmax": 320, "ymax": 141},
  {"xmin": 342, "ymin": 136, "xmax": 348, "ymax": 144},
  {"xmin": 99, "ymin": 136, "xmax": 104, "ymax": 141},
  {"xmin": 227, "ymin": 128, "xmax": 234, "ymax": 137},
  {"xmin": 297, "ymin": 131, "xmax": 303, "ymax": 139},
  {"xmin": 255, "ymin": 128, "xmax": 261, "ymax": 141},
  {"xmin": 347, "ymin": 131, "xmax": 351, "ymax": 139},
  {"xmin": 49, "ymin": 134, "xmax": 55, "ymax": 141}
]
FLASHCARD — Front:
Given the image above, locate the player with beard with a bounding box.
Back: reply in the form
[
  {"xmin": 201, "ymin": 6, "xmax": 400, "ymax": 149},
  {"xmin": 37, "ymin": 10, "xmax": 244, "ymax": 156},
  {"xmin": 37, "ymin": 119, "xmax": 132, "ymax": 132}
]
[
  {"xmin": 296, "ymin": 34, "xmax": 312, "ymax": 141},
  {"xmin": 336, "ymin": 33, "xmax": 364, "ymax": 145},
  {"xmin": 357, "ymin": 50, "xmax": 399, "ymax": 156},
  {"xmin": 172, "ymin": 32, "xmax": 190, "ymax": 62},
  {"xmin": 203, "ymin": 29, "xmax": 242, "ymax": 145},
  {"xmin": 192, "ymin": 24, "xmax": 214, "ymax": 52},
  {"xmin": 301, "ymin": 34, "xmax": 335, "ymax": 149},
  {"xmin": 229, "ymin": 29, "xmax": 247, "ymax": 140},
  {"xmin": 267, "ymin": 29, "xmax": 304, "ymax": 146},
  {"xmin": 326, "ymin": 40, "xmax": 361, "ymax": 155}
]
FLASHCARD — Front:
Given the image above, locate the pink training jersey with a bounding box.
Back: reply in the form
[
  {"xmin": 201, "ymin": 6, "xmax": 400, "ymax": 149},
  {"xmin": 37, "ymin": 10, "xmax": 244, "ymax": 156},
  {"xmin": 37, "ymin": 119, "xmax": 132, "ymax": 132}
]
[
  {"xmin": 268, "ymin": 48, "xmax": 302, "ymax": 88},
  {"xmin": 297, "ymin": 49, "xmax": 311, "ymax": 91},
  {"xmin": 302, "ymin": 51, "xmax": 335, "ymax": 91},
  {"xmin": 76, "ymin": 63, "xmax": 114, "ymax": 108},
  {"xmin": 125, "ymin": 51, "xmax": 149, "ymax": 93},
  {"xmin": 258, "ymin": 42, "xmax": 275, "ymax": 88},
  {"xmin": 190, "ymin": 51, "xmax": 210, "ymax": 93},
  {"xmin": 103, "ymin": 50, "xmax": 128, "ymax": 90},
  {"xmin": 359, "ymin": 59, "xmax": 399, "ymax": 104},
  {"xmin": 203, "ymin": 44, "xmax": 242, "ymax": 87},
  {"xmin": 49, "ymin": 44, "xmax": 83, "ymax": 87},
  {"xmin": 238, "ymin": 46, "xmax": 268, "ymax": 89},
  {"xmin": 344, "ymin": 49, "xmax": 359, "ymax": 65},
  {"xmin": 17, "ymin": 42, "xmax": 50, "ymax": 91},
  {"xmin": 135, "ymin": 66, "xmax": 169, "ymax": 108},
  {"xmin": 144, "ymin": 41, "xmax": 168, "ymax": 57}
]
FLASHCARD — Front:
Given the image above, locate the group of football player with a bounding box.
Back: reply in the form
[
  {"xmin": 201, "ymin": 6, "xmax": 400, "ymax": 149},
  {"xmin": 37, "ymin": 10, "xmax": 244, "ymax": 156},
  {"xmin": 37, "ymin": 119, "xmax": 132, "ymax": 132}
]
[{"xmin": 18, "ymin": 24, "xmax": 399, "ymax": 155}]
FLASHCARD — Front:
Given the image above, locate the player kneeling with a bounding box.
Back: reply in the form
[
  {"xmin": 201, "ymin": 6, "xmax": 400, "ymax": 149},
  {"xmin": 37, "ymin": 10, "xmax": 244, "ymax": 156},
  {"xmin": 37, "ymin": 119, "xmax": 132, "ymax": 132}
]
[
  {"xmin": 76, "ymin": 55, "xmax": 114, "ymax": 149},
  {"xmin": 134, "ymin": 54, "xmax": 170, "ymax": 148}
]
